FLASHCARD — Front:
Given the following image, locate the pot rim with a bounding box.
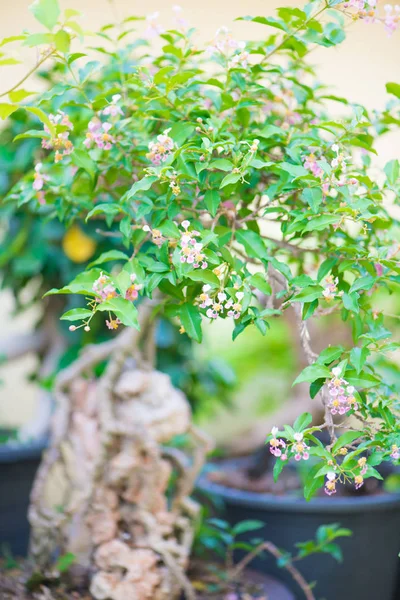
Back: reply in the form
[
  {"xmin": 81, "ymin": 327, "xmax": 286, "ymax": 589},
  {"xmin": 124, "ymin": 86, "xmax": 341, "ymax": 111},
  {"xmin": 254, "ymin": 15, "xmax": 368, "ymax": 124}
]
[
  {"xmin": 197, "ymin": 464, "xmax": 400, "ymax": 514},
  {"xmin": 0, "ymin": 435, "xmax": 48, "ymax": 463}
]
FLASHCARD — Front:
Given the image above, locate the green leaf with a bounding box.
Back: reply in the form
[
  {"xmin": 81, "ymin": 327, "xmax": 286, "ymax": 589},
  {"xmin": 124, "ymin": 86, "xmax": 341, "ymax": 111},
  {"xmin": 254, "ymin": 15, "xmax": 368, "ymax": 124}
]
[
  {"xmin": 273, "ymin": 458, "xmax": 285, "ymax": 483},
  {"xmin": 72, "ymin": 149, "xmax": 97, "ymax": 180},
  {"xmin": 350, "ymin": 347, "xmax": 369, "ymax": 374},
  {"xmin": 153, "ymin": 65, "xmax": 175, "ymax": 84},
  {"xmin": 384, "ymin": 159, "xmax": 399, "ymax": 186},
  {"xmin": 0, "ymin": 35, "xmax": 26, "ymax": 48},
  {"xmin": 210, "ymin": 159, "xmax": 234, "ymax": 171},
  {"xmin": 23, "ymin": 32, "xmax": 54, "ymax": 47},
  {"xmin": 54, "ymin": 29, "xmax": 71, "ymax": 53},
  {"xmin": 126, "ymin": 176, "xmax": 158, "ymax": 200},
  {"xmin": 345, "ymin": 371, "xmax": 380, "ymax": 388},
  {"xmin": 169, "ymin": 122, "xmax": 194, "ymax": 145},
  {"xmin": 342, "ymin": 292, "xmax": 359, "ymax": 313},
  {"xmin": 60, "ymin": 308, "xmax": 93, "ymax": 322},
  {"xmin": 317, "ymin": 346, "xmax": 344, "ymax": 365},
  {"xmin": 258, "ymin": 124, "xmax": 284, "ymax": 138},
  {"xmin": 317, "ymin": 257, "xmax": 337, "ymax": 282},
  {"xmin": 293, "ymin": 412, "xmax": 313, "ymax": 432},
  {"xmin": 86, "ymin": 203, "xmax": 123, "ymax": 221},
  {"xmin": 44, "ymin": 269, "xmax": 101, "ymax": 297},
  {"xmin": 8, "ymin": 89, "xmax": 35, "ymax": 103},
  {"xmin": 219, "ymin": 172, "xmax": 241, "ymax": 188},
  {"xmin": 97, "ymin": 297, "xmax": 139, "ymax": 328},
  {"xmin": 238, "ymin": 15, "xmax": 287, "ymax": 31},
  {"xmin": 30, "ymin": 0, "xmax": 60, "ymax": 30},
  {"xmin": 302, "ymin": 188, "xmax": 323, "ymax": 213},
  {"xmin": 0, "ymin": 58, "xmax": 21, "ymax": 66},
  {"xmin": 332, "ymin": 431, "xmax": 362, "ymax": 453},
  {"xmin": 304, "ymin": 214, "xmax": 339, "ymax": 232},
  {"xmin": 180, "ymin": 303, "xmax": 202, "ymax": 342},
  {"xmin": 54, "ymin": 552, "xmax": 76, "ymax": 573},
  {"xmin": 292, "ymin": 286, "xmax": 323, "ymax": 303},
  {"xmin": 235, "ymin": 230, "xmax": 267, "ymax": 260},
  {"xmin": 248, "ymin": 273, "xmax": 271, "ymax": 295},
  {"xmin": 0, "ymin": 103, "xmax": 18, "ymax": 120},
  {"xmin": 232, "ymin": 520, "xmax": 264, "ymax": 536},
  {"xmin": 204, "ymin": 190, "xmax": 220, "ymax": 217},
  {"xmin": 186, "ymin": 270, "xmax": 220, "ymax": 287},
  {"xmin": 25, "ymin": 106, "xmax": 56, "ymax": 136},
  {"xmin": 304, "ymin": 464, "xmax": 325, "ymax": 501},
  {"xmin": 293, "ymin": 364, "xmax": 330, "ymax": 386},
  {"xmin": 386, "ymin": 82, "xmax": 400, "ymax": 99},
  {"xmin": 88, "ymin": 250, "xmax": 129, "ymax": 268},
  {"xmin": 349, "ymin": 275, "xmax": 376, "ymax": 294}
]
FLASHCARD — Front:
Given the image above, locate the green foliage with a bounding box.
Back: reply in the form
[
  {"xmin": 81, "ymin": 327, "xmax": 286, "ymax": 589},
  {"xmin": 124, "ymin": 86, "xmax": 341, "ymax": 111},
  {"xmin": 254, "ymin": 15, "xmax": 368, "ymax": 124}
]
[{"xmin": 1, "ymin": 0, "xmax": 400, "ymax": 498}]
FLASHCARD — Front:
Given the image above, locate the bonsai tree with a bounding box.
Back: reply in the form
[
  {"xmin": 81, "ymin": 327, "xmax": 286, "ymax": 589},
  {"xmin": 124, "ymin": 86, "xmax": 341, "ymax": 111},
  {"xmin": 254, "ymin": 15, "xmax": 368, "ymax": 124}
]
[
  {"xmin": 0, "ymin": 103, "xmax": 235, "ymax": 443},
  {"xmin": 1, "ymin": 0, "xmax": 400, "ymax": 597}
]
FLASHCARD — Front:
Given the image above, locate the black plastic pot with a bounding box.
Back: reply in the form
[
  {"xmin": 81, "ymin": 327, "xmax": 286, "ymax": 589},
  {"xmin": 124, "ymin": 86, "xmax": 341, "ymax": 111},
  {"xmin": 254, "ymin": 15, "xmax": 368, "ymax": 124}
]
[
  {"xmin": 197, "ymin": 460, "xmax": 400, "ymax": 600},
  {"xmin": 0, "ymin": 434, "xmax": 47, "ymax": 556}
]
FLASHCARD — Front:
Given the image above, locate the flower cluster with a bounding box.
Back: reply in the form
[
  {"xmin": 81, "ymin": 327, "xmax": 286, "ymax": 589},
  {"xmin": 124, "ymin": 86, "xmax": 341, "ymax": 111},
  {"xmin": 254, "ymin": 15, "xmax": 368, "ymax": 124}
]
[
  {"xmin": 344, "ymin": 1, "xmax": 399, "ymax": 36},
  {"xmin": 390, "ymin": 444, "xmax": 400, "ymax": 460},
  {"xmin": 42, "ymin": 110, "xmax": 74, "ymax": 162},
  {"xmin": 32, "ymin": 163, "xmax": 49, "ymax": 205},
  {"xmin": 147, "ymin": 129, "xmax": 175, "ymax": 165},
  {"xmin": 327, "ymin": 367, "xmax": 358, "ymax": 415},
  {"xmin": 228, "ymin": 50, "xmax": 250, "ymax": 70},
  {"xmin": 304, "ymin": 153, "xmax": 324, "ymax": 178},
  {"xmin": 325, "ymin": 472, "xmax": 337, "ymax": 495},
  {"xmin": 304, "ymin": 145, "xmax": 357, "ymax": 198},
  {"xmin": 324, "ymin": 457, "xmax": 367, "ymax": 496},
  {"xmin": 145, "ymin": 11, "xmax": 164, "ymax": 37},
  {"xmin": 84, "ymin": 119, "xmax": 115, "ymax": 151},
  {"xmin": 206, "ymin": 26, "xmax": 246, "ymax": 57},
  {"xmin": 269, "ymin": 428, "xmax": 310, "ymax": 462},
  {"xmin": 383, "ymin": 4, "xmax": 400, "ymax": 34},
  {"xmin": 198, "ymin": 285, "xmax": 244, "ymax": 320},
  {"xmin": 178, "ymin": 220, "xmax": 207, "ymax": 269},
  {"xmin": 125, "ymin": 274, "xmax": 143, "ymax": 301},
  {"xmin": 93, "ymin": 273, "xmax": 118, "ymax": 302},
  {"xmin": 142, "ymin": 224, "xmax": 165, "ymax": 247},
  {"xmin": 322, "ymin": 275, "xmax": 344, "ymax": 302},
  {"xmin": 269, "ymin": 427, "xmax": 287, "ymax": 460},
  {"xmin": 102, "ymin": 94, "xmax": 123, "ymax": 117}
]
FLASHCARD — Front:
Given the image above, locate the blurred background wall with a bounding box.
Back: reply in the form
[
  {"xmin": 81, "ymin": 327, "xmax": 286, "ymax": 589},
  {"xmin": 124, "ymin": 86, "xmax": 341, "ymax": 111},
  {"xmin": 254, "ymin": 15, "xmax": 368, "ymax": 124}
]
[{"xmin": 1, "ymin": 0, "xmax": 399, "ymax": 430}]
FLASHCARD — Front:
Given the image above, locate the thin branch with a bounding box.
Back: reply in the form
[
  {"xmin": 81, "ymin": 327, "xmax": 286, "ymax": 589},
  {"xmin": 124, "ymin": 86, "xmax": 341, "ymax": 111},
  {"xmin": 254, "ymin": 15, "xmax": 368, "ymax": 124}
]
[{"xmin": 232, "ymin": 541, "xmax": 316, "ymax": 600}]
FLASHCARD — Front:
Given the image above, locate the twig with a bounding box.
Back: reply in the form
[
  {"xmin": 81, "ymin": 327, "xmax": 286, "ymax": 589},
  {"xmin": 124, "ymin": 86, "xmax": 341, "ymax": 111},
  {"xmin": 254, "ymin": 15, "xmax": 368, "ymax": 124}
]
[{"xmin": 232, "ymin": 541, "xmax": 316, "ymax": 600}]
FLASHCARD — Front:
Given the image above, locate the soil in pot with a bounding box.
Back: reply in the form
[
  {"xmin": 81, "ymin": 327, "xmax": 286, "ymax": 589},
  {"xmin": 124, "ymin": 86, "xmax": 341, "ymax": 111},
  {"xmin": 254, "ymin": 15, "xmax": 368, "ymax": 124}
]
[
  {"xmin": 0, "ymin": 431, "xmax": 47, "ymax": 557},
  {"xmin": 197, "ymin": 455, "xmax": 400, "ymax": 600},
  {"xmin": 0, "ymin": 560, "xmax": 294, "ymax": 600}
]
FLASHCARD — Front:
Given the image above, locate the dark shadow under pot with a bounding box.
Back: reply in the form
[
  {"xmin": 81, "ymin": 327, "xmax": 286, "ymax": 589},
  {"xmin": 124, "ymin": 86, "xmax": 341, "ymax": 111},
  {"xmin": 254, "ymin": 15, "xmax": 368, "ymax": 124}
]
[
  {"xmin": 0, "ymin": 431, "xmax": 47, "ymax": 556},
  {"xmin": 197, "ymin": 458, "xmax": 400, "ymax": 600}
]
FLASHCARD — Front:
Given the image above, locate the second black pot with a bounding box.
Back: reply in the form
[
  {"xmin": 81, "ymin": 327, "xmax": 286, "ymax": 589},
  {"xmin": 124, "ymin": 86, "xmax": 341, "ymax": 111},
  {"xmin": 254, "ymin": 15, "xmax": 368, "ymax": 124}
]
[
  {"xmin": 0, "ymin": 433, "xmax": 47, "ymax": 556},
  {"xmin": 197, "ymin": 460, "xmax": 400, "ymax": 600}
]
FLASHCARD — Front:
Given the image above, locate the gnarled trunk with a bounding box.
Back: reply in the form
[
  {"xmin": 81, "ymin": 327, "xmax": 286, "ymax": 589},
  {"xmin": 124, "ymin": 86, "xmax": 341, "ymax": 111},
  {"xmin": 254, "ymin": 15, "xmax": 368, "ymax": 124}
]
[{"xmin": 28, "ymin": 300, "xmax": 212, "ymax": 600}]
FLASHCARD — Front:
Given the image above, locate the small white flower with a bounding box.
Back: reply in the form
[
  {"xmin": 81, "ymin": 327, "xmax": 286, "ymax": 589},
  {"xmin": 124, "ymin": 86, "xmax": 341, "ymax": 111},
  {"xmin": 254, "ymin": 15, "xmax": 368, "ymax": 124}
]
[
  {"xmin": 294, "ymin": 432, "xmax": 303, "ymax": 442},
  {"xmin": 332, "ymin": 143, "xmax": 339, "ymax": 153},
  {"xmin": 326, "ymin": 471, "xmax": 336, "ymax": 481},
  {"xmin": 332, "ymin": 367, "xmax": 341, "ymax": 377},
  {"xmin": 143, "ymin": 224, "xmax": 151, "ymax": 232},
  {"xmin": 203, "ymin": 284, "xmax": 211, "ymax": 292},
  {"xmin": 181, "ymin": 220, "xmax": 190, "ymax": 230},
  {"xmin": 271, "ymin": 426, "xmax": 279, "ymax": 437}
]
